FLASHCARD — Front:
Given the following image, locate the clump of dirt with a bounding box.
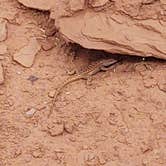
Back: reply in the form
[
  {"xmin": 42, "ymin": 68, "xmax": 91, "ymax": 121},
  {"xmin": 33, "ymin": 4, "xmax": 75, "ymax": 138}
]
[{"xmin": 0, "ymin": 0, "xmax": 165, "ymax": 166}]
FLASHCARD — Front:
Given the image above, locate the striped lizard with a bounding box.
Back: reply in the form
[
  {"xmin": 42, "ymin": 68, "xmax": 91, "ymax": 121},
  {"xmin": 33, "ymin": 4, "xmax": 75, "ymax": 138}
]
[{"xmin": 48, "ymin": 58, "xmax": 121, "ymax": 117}]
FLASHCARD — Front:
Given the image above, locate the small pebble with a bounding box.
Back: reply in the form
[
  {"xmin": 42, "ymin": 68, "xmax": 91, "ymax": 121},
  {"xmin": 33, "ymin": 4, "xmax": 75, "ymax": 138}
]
[
  {"xmin": 41, "ymin": 39, "xmax": 55, "ymax": 51},
  {"xmin": 48, "ymin": 90, "xmax": 55, "ymax": 98},
  {"xmin": 16, "ymin": 71, "xmax": 21, "ymax": 75},
  {"xmin": 25, "ymin": 108, "xmax": 37, "ymax": 118},
  {"xmin": 64, "ymin": 122, "xmax": 74, "ymax": 134},
  {"xmin": 65, "ymin": 92, "xmax": 71, "ymax": 95},
  {"xmin": 32, "ymin": 148, "xmax": 44, "ymax": 158},
  {"xmin": 43, "ymin": 101, "xmax": 47, "ymax": 104},
  {"xmin": 0, "ymin": 18, "xmax": 8, "ymax": 42},
  {"xmin": 47, "ymin": 123, "xmax": 64, "ymax": 137}
]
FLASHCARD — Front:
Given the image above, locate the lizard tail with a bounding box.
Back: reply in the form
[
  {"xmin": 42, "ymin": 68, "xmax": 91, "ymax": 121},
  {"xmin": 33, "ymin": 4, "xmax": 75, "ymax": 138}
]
[{"xmin": 48, "ymin": 75, "xmax": 85, "ymax": 117}]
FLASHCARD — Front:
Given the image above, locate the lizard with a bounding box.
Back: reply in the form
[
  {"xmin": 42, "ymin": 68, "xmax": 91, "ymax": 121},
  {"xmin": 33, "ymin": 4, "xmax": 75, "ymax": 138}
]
[{"xmin": 48, "ymin": 58, "xmax": 121, "ymax": 117}]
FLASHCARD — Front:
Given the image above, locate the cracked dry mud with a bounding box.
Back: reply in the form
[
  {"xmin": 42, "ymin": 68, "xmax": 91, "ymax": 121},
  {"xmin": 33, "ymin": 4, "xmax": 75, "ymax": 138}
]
[{"xmin": 0, "ymin": 0, "xmax": 166, "ymax": 166}]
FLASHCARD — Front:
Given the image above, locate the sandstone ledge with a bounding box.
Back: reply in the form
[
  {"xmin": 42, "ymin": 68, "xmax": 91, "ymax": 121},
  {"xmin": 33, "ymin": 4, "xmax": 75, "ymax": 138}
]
[{"xmin": 17, "ymin": 0, "xmax": 166, "ymax": 60}]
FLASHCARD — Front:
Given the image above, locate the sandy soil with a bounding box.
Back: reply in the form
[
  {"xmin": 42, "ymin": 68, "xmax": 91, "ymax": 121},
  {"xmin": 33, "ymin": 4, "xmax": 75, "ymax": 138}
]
[{"xmin": 0, "ymin": 0, "xmax": 166, "ymax": 166}]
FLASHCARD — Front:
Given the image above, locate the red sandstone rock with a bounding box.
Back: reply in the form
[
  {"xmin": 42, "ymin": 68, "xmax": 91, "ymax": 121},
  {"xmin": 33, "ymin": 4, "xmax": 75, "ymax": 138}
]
[
  {"xmin": 13, "ymin": 37, "xmax": 41, "ymax": 67},
  {"xmin": 17, "ymin": 0, "xmax": 166, "ymax": 60}
]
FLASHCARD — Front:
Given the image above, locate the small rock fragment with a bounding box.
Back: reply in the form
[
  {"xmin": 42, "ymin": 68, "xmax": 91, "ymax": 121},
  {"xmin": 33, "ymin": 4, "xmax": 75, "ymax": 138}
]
[
  {"xmin": 0, "ymin": 63, "xmax": 4, "ymax": 84},
  {"xmin": 47, "ymin": 122, "xmax": 64, "ymax": 137},
  {"xmin": 7, "ymin": 98, "xmax": 14, "ymax": 107},
  {"xmin": 25, "ymin": 107, "xmax": 37, "ymax": 118},
  {"xmin": 48, "ymin": 90, "xmax": 55, "ymax": 98},
  {"xmin": 41, "ymin": 39, "xmax": 55, "ymax": 51},
  {"xmin": 90, "ymin": 0, "xmax": 109, "ymax": 7},
  {"xmin": 159, "ymin": 84, "xmax": 166, "ymax": 92},
  {"xmin": 64, "ymin": 121, "xmax": 74, "ymax": 134},
  {"xmin": 0, "ymin": 18, "xmax": 8, "ymax": 42},
  {"xmin": 13, "ymin": 38, "xmax": 41, "ymax": 67},
  {"xmin": 0, "ymin": 43, "xmax": 8, "ymax": 55},
  {"xmin": 20, "ymin": 128, "xmax": 31, "ymax": 138},
  {"xmin": 16, "ymin": 71, "xmax": 21, "ymax": 75},
  {"xmin": 69, "ymin": 0, "xmax": 85, "ymax": 11},
  {"xmin": 32, "ymin": 148, "xmax": 44, "ymax": 158},
  {"xmin": 11, "ymin": 148, "xmax": 22, "ymax": 159}
]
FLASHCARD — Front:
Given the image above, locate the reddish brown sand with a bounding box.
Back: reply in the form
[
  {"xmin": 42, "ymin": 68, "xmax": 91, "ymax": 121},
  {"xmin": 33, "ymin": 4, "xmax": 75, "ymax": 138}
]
[{"xmin": 0, "ymin": 1, "xmax": 166, "ymax": 166}]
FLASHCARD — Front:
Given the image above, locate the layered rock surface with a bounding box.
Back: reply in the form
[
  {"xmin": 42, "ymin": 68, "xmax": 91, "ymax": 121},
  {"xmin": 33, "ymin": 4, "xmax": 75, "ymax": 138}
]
[{"xmin": 18, "ymin": 0, "xmax": 166, "ymax": 60}]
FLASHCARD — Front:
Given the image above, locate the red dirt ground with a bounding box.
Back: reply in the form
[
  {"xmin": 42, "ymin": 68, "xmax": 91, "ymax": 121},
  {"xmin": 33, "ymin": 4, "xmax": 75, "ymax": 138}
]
[{"xmin": 0, "ymin": 1, "xmax": 166, "ymax": 166}]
